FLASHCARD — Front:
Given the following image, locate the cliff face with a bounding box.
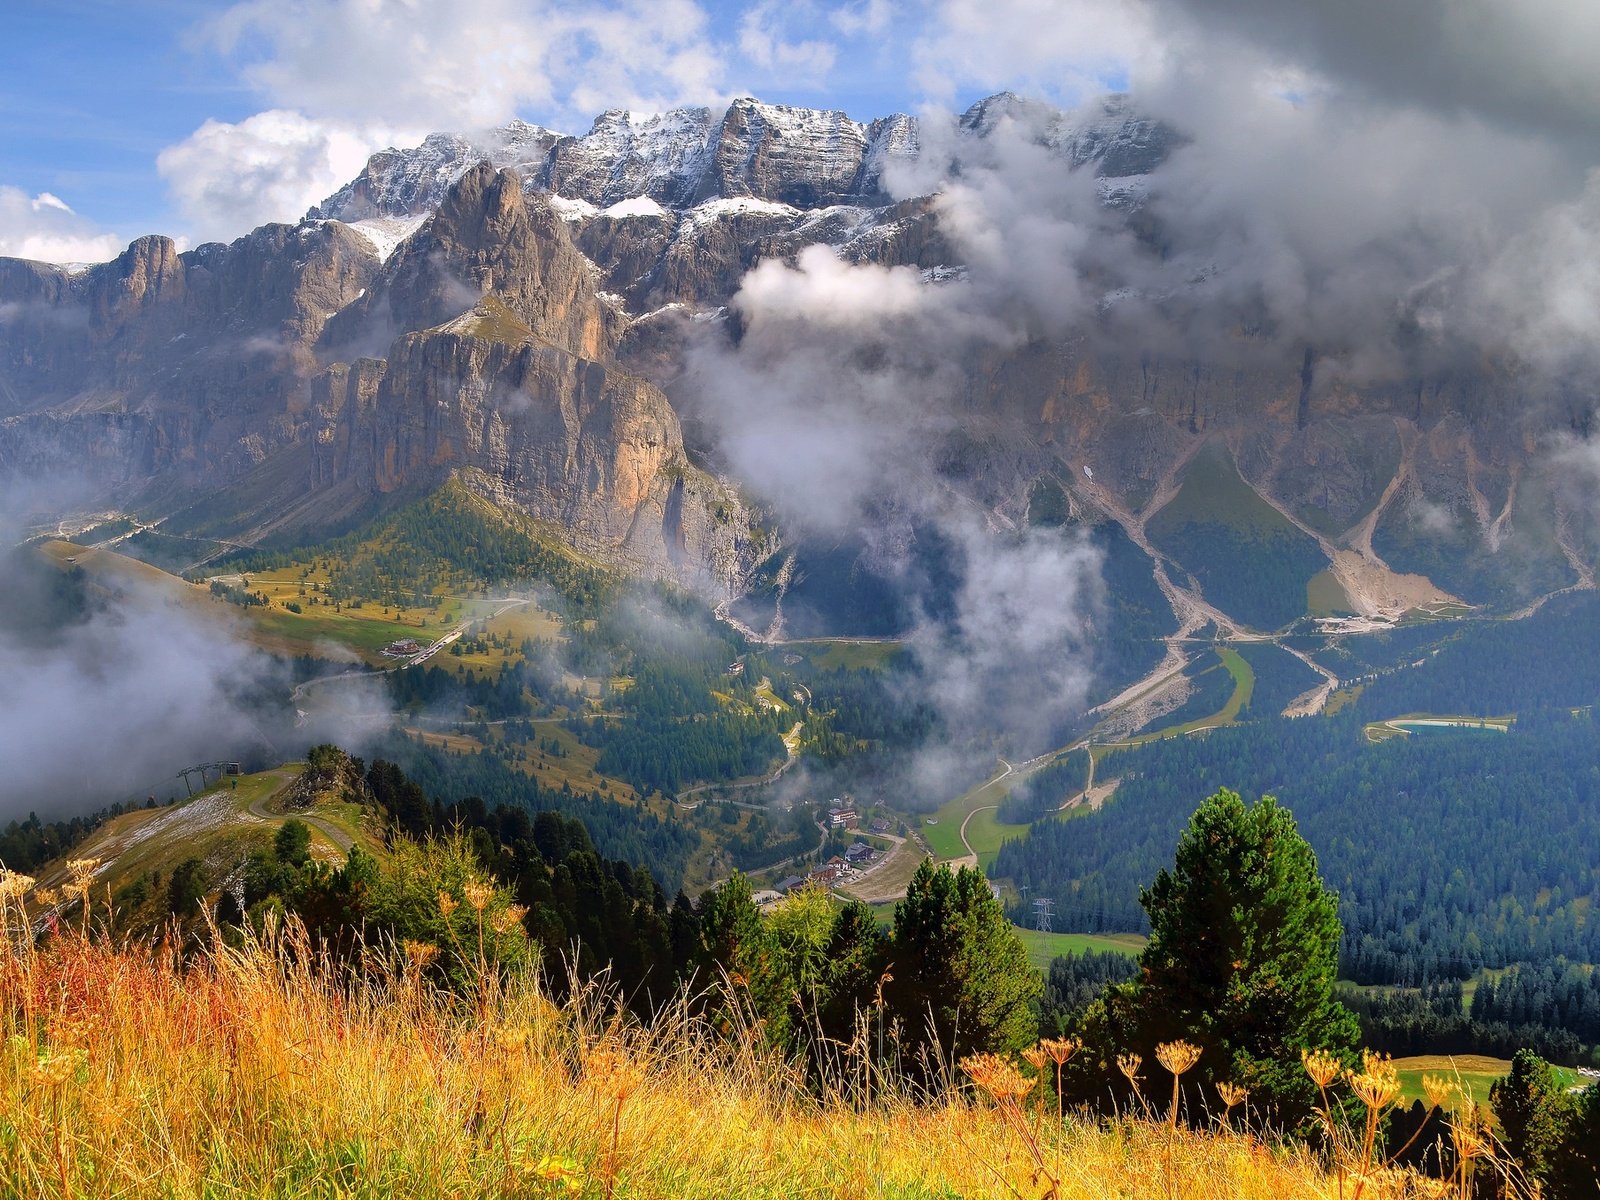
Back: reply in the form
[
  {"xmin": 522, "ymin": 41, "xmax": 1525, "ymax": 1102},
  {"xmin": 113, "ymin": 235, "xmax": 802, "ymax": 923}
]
[
  {"xmin": 321, "ymin": 164, "xmax": 617, "ymax": 363},
  {"xmin": 0, "ymin": 92, "xmax": 1587, "ymax": 613},
  {"xmin": 310, "ymin": 299, "xmax": 760, "ymax": 588}
]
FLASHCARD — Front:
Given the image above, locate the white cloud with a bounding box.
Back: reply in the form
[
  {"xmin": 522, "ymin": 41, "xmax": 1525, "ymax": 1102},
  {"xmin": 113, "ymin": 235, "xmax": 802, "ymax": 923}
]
[
  {"xmin": 0, "ymin": 187, "xmax": 124, "ymax": 265},
  {"xmin": 158, "ymin": 0, "xmax": 733, "ymax": 244},
  {"xmin": 157, "ymin": 110, "xmax": 402, "ymax": 245},
  {"xmin": 914, "ymin": 0, "xmax": 1156, "ymax": 107},
  {"xmin": 830, "ymin": 0, "xmax": 894, "ymax": 36},
  {"xmin": 738, "ymin": 1, "xmax": 838, "ymax": 80},
  {"xmin": 203, "ymin": 0, "xmax": 727, "ymax": 129}
]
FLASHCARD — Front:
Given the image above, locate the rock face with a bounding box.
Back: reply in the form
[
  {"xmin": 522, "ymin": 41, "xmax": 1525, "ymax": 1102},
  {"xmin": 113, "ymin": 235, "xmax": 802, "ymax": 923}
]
[
  {"xmin": 0, "ymin": 91, "xmax": 1585, "ymax": 611},
  {"xmin": 321, "ymin": 163, "xmax": 617, "ymax": 363},
  {"xmin": 311, "ymin": 298, "xmax": 760, "ymax": 587}
]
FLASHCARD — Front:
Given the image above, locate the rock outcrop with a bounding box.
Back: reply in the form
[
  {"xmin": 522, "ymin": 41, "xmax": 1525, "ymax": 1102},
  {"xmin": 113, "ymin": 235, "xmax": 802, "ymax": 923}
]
[{"xmin": 311, "ymin": 298, "xmax": 761, "ymax": 588}]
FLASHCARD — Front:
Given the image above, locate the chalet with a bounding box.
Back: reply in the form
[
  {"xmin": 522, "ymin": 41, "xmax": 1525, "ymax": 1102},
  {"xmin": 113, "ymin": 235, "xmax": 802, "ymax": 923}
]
[
  {"xmin": 826, "ymin": 805, "xmax": 859, "ymax": 829},
  {"xmin": 867, "ymin": 817, "xmax": 892, "ymax": 835},
  {"xmin": 844, "ymin": 842, "xmax": 875, "ymax": 864},
  {"xmin": 383, "ymin": 638, "xmax": 423, "ymax": 657},
  {"xmin": 774, "ymin": 875, "xmax": 806, "ymax": 894}
]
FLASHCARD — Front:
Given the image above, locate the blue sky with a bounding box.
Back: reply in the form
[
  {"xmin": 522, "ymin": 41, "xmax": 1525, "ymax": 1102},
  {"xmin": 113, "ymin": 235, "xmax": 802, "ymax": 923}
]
[{"xmin": 0, "ymin": 0, "xmax": 1131, "ymax": 257}]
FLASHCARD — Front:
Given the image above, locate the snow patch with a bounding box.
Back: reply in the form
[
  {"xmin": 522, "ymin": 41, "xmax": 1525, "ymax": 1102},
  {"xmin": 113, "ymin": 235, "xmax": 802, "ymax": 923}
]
[
  {"xmin": 345, "ymin": 214, "xmax": 428, "ymax": 262},
  {"xmin": 601, "ymin": 195, "xmax": 668, "ymax": 219},
  {"xmin": 548, "ymin": 194, "xmax": 600, "ymax": 222}
]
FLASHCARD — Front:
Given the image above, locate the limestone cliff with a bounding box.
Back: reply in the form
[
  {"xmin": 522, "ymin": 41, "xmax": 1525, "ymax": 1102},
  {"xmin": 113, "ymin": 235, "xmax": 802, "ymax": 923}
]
[{"xmin": 311, "ymin": 299, "xmax": 763, "ymax": 590}]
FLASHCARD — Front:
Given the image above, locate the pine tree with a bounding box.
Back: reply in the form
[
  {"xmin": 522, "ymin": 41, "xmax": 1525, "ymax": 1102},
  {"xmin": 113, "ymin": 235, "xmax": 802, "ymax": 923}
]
[
  {"xmin": 1110, "ymin": 789, "xmax": 1358, "ymax": 1127},
  {"xmin": 889, "ymin": 860, "xmax": 1040, "ymax": 1068}
]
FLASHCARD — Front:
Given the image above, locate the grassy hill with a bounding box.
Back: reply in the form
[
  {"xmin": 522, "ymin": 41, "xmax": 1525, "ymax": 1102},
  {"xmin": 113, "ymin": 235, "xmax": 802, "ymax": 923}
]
[
  {"xmin": 1147, "ymin": 443, "xmax": 1329, "ymax": 631},
  {"xmin": 0, "ymin": 929, "xmax": 1488, "ymax": 1199},
  {"xmin": 27, "ymin": 763, "xmax": 384, "ymax": 934}
]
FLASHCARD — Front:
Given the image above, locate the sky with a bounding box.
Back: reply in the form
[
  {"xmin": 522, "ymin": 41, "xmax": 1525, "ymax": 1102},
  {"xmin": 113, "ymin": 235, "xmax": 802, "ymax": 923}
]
[
  {"xmin": 10, "ymin": 0, "xmax": 1600, "ymax": 269},
  {"xmin": 0, "ymin": 0, "xmax": 1108, "ymax": 256}
]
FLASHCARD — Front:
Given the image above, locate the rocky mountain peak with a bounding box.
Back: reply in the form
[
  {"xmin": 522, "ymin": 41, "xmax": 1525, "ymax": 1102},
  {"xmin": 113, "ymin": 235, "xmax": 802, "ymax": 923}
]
[{"xmin": 320, "ymin": 163, "xmax": 615, "ymax": 362}]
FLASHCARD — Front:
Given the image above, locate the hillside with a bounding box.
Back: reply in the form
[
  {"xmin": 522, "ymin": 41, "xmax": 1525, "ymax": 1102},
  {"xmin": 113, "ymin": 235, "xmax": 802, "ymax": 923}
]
[
  {"xmin": 0, "ymin": 926, "xmax": 1501, "ymax": 1200},
  {"xmin": 26, "ymin": 759, "xmax": 384, "ymax": 936}
]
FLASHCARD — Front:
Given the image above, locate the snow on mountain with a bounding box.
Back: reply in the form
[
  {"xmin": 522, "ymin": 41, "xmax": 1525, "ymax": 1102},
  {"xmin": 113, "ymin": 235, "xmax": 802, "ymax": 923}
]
[
  {"xmin": 546, "ymin": 108, "xmax": 717, "ymax": 209},
  {"xmin": 310, "ymin": 94, "xmax": 1171, "ymax": 233},
  {"xmin": 343, "ymin": 214, "xmax": 429, "ymax": 262}
]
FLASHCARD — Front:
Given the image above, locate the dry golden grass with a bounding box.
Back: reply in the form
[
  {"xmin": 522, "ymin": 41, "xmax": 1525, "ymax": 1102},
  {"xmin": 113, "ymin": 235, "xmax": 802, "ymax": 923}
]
[{"xmin": 0, "ymin": 905, "xmax": 1513, "ymax": 1199}]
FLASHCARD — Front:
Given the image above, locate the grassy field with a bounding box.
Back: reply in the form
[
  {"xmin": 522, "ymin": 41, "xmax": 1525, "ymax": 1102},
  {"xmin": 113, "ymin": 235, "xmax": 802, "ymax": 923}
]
[
  {"xmin": 959, "ymin": 806, "xmax": 1031, "ymax": 869},
  {"xmin": 1391, "ymin": 1055, "xmax": 1577, "ymax": 1110},
  {"xmin": 237, "ymin": 562, "xmax": 523, "ymax": 664},
  {"xmin": 0, "ymin": 931, "xmax": 1426, "ymax": 1200},
  {"xmin": 28, "ymin": 764, "xmax": 384, "ymax": 922},
  {"xmin": 783, "ymin": 640, "xmax": 904, "ymax": 671},
  {"xmin": 1013, "ymin": 928, "xmax": 1147, "ymax": 971}
]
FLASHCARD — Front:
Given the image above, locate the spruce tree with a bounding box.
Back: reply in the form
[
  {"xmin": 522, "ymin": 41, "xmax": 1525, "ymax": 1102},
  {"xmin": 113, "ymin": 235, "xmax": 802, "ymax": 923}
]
[
  {"xmin": 889, "ymin": 860, "xmax": 1041, "ymax": 1067},
  {"xmin": 1115, "ymin": 789, "xmax": 1358, "ymax": 1127}
]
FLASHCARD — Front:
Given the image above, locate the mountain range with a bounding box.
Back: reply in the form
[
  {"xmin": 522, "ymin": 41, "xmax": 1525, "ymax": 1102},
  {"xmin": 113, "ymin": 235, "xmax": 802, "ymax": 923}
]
[{"xmin": 2, "ymin": 92, "xmax": 1592, "ymax": 708}]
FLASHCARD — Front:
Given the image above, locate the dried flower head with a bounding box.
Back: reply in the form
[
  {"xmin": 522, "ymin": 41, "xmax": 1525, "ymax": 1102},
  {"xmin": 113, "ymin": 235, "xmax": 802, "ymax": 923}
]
[
  {"xmin": 1302, "ymin": 1048, "xmax": 1342, "ymax": 1090},
  {"xmin": 402, "ymin": 939, "xmax": 439, "ymax": 969},
  {"xmin": 1347, "ymin": 1051, "xmax": 1401, "ymax": 1111},
  {"xmin": 66, "ymin": 858, "xmax": 101, "ymax": 884},
  {"xmin": 0, "ymin": 870, "xmax": 36, "ymax": 902},
  {"xmin": 1217, "ymin": 1081, "xmax": 1249, "ymax": 1110},
  {"xmin": 463, "ymin": 879, "xmax": 493, "ymax": 913},
  {"xmin": 1422, "ymin": 1074, "xmax": 1455, "ymax": 1111},
  {"xmin": 584, "ymin": 1043, "xmax": 644, "ymax": 1101},
  {"xmin": 1156, "ymin": 1039, "xmax": 1202, "ymax": 1077},
  {"xmin": 32, "ymin": 887, "xmax": 61, "ymax": 907},
  {"xmin": 1022, "ymin": 1045, "xmax": 1049, "ymax": 1073},
  {"xmin": 437, "ymin": 891, "xmax": 460, "ymax": 919},
  {"xmin": 1040, "ymin": 1036, "xmax": 1080, "ymax": 1066},
  {"xmin": 962, "ymin": 1053, "xmax": 1035, "ymax": 1103},
  {"xmin": 27, "ymin": 1051, "xmax": 79, "ymax": 1088},
  {"xmin": 1117, "ymin": 1053, "xmax": 1143, "ymax": 1086},
  {"xmin": 491, "ymin": 904, "xmax": 529, "ymax": 936}
]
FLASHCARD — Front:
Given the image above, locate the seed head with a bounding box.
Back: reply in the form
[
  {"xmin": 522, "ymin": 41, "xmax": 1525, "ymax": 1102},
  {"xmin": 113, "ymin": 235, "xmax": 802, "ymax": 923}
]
[
  {"xmin": 584, "ymin": 1043, "xmax": 643, "ymax": 1100},
  {"xmin": 0, "ymin": 870, "xmax": 36, "ymax": 902},
  {"xmin": 1040, "ymin": 1036, "xmax": 1080, "ymax": 1066},
  {"xmin": 462, "ymin": 879, "xmax": 493, "ymax": 912},
  {"xmin": 1347, "ymin": 1051, "xmax": 1401, "ymax": 1111},
  {"xmin": 1117, "ymin": 1053, "xmax": 1143, "ymax": 1086},
  {"xmin": 66, "ymin": 858, "xmax": 101, "ymax": 884},
  {"xmin": 491, "ymin": 904, "xmax": 529, "ymax": 936},
  {"xmin": 402, "ymin": 939, "xmax": 439, "ymax": 969},
  {"xmin": 1302, "ymin": 1047, "xmax": 1342, "ymax": 1089},
  {"xmin": 27, "ymin": 1051, "xmax": 78, "ymax": 1088},
  {"xmin": 1156, "ymin": 1039, "xmax": 1202, "ymax": 1077},
  {"xmin": 1217, "ymin": 1081, "xmax": 1249, "ymax": 1110},
  {"xmin": 1421, "ymin": 1074, "xmax": 1455, "ymax": 1111},
  {"xmin": 961, "ymin": 1052, "xmax": 1035, "ymax": 1103},
  {"xmin": 437, "ymin": 891, "xmax": 460, "ymax": 919},
  {"xmin": 1022, "ymin": 1045, "xmax": 1049, "ymax": 1073}
]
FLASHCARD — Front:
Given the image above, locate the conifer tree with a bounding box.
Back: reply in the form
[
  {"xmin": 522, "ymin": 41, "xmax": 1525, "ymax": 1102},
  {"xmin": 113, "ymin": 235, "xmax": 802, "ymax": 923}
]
[
  {"xmin": 889, "ymin": 860, "xmax": 1040, "ymax": 1066},
  {"xmin": 1090, "ymin": 789, "xmax": 1358, "ymax": 1127}
]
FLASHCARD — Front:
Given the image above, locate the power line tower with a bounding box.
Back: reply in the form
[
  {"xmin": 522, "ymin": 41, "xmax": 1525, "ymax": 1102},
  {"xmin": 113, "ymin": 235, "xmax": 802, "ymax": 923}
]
[{"xmin": 1032, "ymin": 897, "xmax": 1054, "ymax": 933}]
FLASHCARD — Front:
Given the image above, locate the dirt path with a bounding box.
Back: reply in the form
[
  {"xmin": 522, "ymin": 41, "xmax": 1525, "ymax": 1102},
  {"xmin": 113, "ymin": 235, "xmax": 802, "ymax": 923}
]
[
  {"xmin": 958, "ymin": 805, "xmax": 998, "ymax": 863},
  {"xmin": 246, "ymin": 792, "xmax": 358, "ymax": 854},
  {"xmin": 675, "ymin": 721, "xmax": 805, "ymax": 809}
]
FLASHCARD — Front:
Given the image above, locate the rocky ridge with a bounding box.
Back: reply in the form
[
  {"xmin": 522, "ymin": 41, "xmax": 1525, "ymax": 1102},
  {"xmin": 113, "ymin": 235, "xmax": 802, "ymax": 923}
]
[{"xmin": 0, "ymin": 91, "xmax": 1592, "ymax": 632}]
